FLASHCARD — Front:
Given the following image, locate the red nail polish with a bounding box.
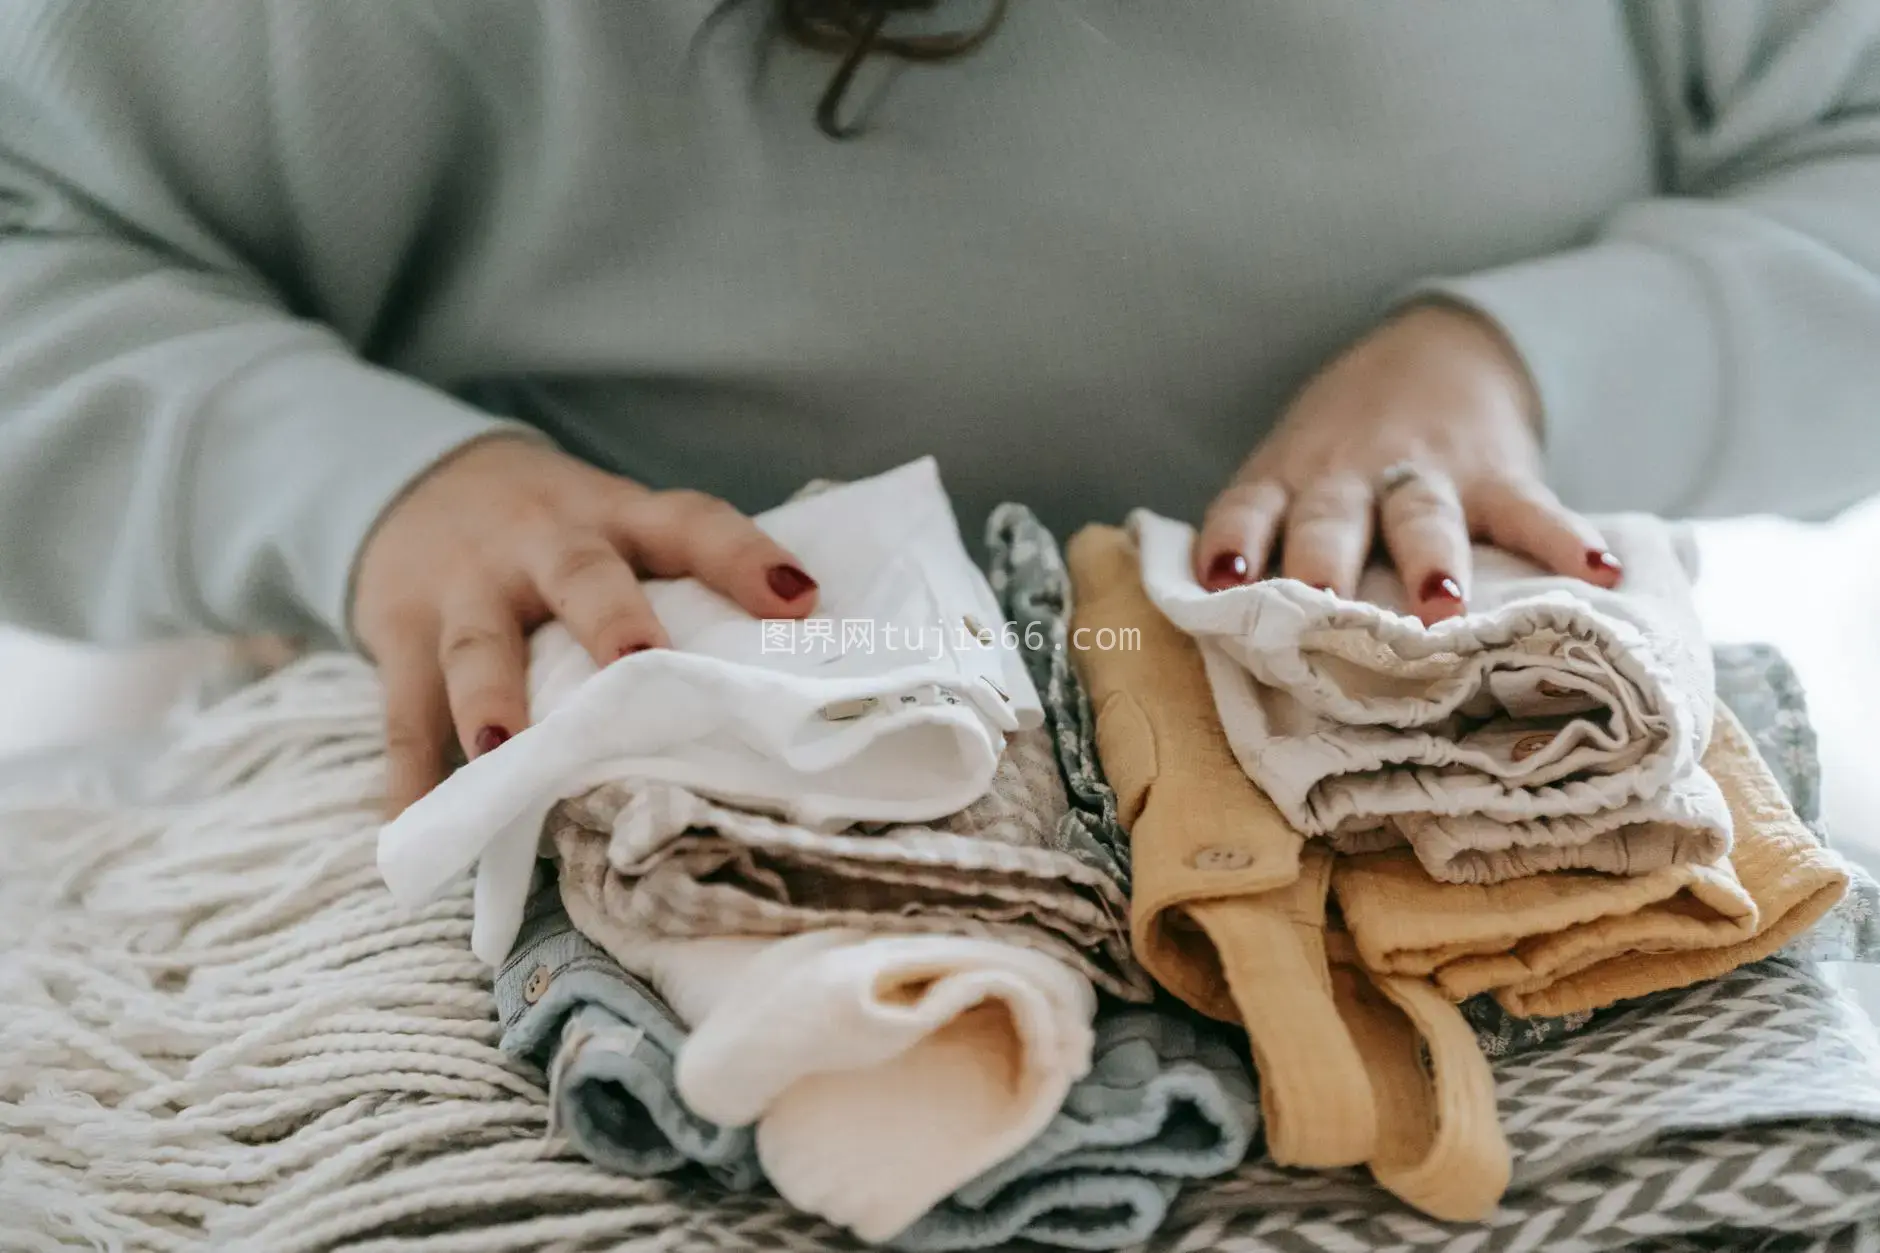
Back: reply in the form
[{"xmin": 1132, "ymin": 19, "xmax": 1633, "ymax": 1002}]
[
  {"xmin": 1312, "ymin": 583, "xmax": 1337, "ymax": 595},
  {"xmin": 616, "ymin": 643, "xmax": 654, "ymax": 661},
  {"xmin": 1205, "ymin": 553, "xmax": 1252, "ymax": 589},
  {"xmin": 473, "ymin": 725, "xmax": 510, "ymax": 757},
  {"xmin": 1586, "ymin": 549, "xmax": 1623, "ymax": 579},
  {"xmin": 767, "ymin": 564, "xmax": 818, "ymax": 601},
  {"xmin": 1419, "ymin": 572, "xmax": 1463, "ymax": 603}
]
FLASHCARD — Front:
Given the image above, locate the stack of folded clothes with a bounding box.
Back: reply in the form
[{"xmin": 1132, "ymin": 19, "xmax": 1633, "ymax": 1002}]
[
  {"xmin": 1065, "ymin": 508, "xmax": 1863, "ymax": 1225},
  {"xmin": 376, "ymin": 459, "xmax": 1880, "ymax": 1251},
  {"xmin": 1130, "ymin": 508, "xmax": 1849, "ymax": 1019},
  {"xmin": 380, "ymin": 460, "xmax": 1257, "ymax": 1249}
]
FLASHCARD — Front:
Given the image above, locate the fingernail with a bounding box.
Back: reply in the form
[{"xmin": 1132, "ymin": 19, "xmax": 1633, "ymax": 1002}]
[
  {"xmin": 1205, "ymin": 553, "xmax": 1252, "ymax": 590},
  {"xmin": 473, "ymin": 725, "xmax": 510, "ymax": 757},
  {"xmin": 1418, "ymin": 572, "xmax": 1464, "ymax": 604},
  {"xmin": 767, "ymin": 564, "xmax": 818, "ymax": 601},
  {"xmin": 1586, "ymin": 549, "xmax": 1623, "ymax": 580},
  {"xmin": 615, "ymin": 642, "xmax": 655, "ymax": 661}
]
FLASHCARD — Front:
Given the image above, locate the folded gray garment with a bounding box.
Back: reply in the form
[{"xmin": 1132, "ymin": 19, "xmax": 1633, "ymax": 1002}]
[
  {"xmin": 496, "ymin": 886, "xmax": 1258, "ymax": 1251},
  {"xmin": 495, "ymin": 883, "xmax": 760, "ymax": 1191}
]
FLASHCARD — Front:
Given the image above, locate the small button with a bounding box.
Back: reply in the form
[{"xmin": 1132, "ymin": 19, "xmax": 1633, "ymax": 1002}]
[
  {"xmin": 523, "ymin": 965, "xmax": 552, "ymax": 1004},
  {"xmin": 819, "ymin": 696, "xmax": 880, "ymax": 722},
  {"xmin": 1512, "ymin": 732, "xmax": 1554, "ymax": 762},
  {"xmin": 1189, "ymin": 845, "xmax": 1254, "ymax": 872}
]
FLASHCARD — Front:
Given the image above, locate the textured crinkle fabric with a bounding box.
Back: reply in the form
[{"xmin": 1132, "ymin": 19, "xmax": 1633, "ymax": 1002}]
[
  {"xmin": 1133, "ymin": 508, "xmax": 1730, "ymax": 885},
  {"xmin": 544, "ymin": 728, "xmax": 1148, "ymax": 1001}
]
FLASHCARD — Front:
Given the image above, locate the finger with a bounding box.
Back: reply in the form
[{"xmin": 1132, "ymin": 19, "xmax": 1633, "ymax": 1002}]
[
  {"xmin": 379, "ymin": 637, "xmax": 452, "ymax": 819},
  {"xmin": 530, "ymin": 533, "xmax": 669, "ymax": 666},
  {"xmin": 1380, "ymin": 470, "xmax": 1472, "ymax": 625},
  {"xmin": 1280, "ymin": 474, "xmax": 1374, "ymax": 597},
  {"xmin": 1471, "ymin": 478, "xmax": 1623, "ymax": 588},
  {"xmin": 437, "ymin": 597, "xmax": 531, "ymax": 761},
  {"xmin": 1195, "ymin": 480, "xmax": 1287, "ymax": 590},
  {"xmin": 616, "ymin": 488, "xmax": 820, "ymax": 619}
]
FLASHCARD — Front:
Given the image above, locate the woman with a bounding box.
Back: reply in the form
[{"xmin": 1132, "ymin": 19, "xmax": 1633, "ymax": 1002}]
[{"xmin": 0, "ymin": 1, "xmax": 1876, "ymax": 815}]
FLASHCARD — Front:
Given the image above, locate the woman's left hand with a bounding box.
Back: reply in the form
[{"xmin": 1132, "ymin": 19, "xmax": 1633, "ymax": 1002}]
[{"xmin": 1195, "ymin": 303, "xmax": 1624, "ymax": 624}]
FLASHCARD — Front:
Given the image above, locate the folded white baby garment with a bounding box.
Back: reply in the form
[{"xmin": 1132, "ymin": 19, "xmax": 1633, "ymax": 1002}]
[
  {"xmin": 378, "ymin": 457, "xmax": 1045, "ymax": 965},
  {"xmin": 1131, "ymin": 510, "xmax": 1731, "ymax": 884},
  {"xmin": 561, "ymin": 913, "xmax": 1097, "ymax": 1244}
]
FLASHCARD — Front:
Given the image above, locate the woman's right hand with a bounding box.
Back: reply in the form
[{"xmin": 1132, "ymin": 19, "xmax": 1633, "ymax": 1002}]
[{"xmin": 351, "ymin": 436, "xmax": 822, "ymax": 817}]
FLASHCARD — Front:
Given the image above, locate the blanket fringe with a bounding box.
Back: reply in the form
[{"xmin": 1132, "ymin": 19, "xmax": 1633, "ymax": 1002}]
[{"xmin": 0, "ymin": 654, "xmax": 852, "ymax": 1253}]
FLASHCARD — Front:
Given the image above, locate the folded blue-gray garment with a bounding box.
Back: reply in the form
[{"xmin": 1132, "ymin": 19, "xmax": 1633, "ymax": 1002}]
[
  {"xmin": 496, "ymin": 887, "xmax": 1258, "ymax": 1251},
  {"xmin": 886, "ymin": 1008, "xmax": 1257, "ymax": 1251},
  {"xmin": 494, "ymin": 884, "xmax": 760, "ymax": 1192}
]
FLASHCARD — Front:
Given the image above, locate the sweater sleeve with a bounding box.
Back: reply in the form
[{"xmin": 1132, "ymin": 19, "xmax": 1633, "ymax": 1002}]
[
  {"xmin": 0, "ymin": 3, "xmax": 525, "ymax": 647},
  {"xmin": 1420, "ymin": 0, "xmax": 1880, "ymax": 521}
]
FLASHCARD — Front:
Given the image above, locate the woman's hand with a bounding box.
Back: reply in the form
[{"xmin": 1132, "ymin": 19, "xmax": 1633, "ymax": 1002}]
[
  {"xmin": 1196, "ymin": 303, "xmax": 1622, "ymax": 623},
  {"xmin": 352, "ymin": 437, "xmax": 821, "ymax": 816}
]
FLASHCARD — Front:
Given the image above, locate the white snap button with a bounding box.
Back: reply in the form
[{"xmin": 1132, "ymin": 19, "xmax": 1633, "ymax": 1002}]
[
  {"xmin": 819, "ymin": 696, "xmax": 880, "ymax": 722},
  {"xmin": 1189, "ymin": 845, "xmax": 1254, "ymax": 872}
]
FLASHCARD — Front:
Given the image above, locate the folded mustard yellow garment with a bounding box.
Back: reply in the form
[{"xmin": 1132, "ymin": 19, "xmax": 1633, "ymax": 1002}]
[
  {"xmin": 1066, "ymin": 525, "xmax": 1512, "ymax": 1217},
  {"xmin": 1067, "ymin": 524, "xmax": 1370, "ymax": 1169},
  {"xmin": 1335, "ymin": 704, "xmax": 1847, "ymax": 1019},
  {"xmin": 1326, "ymin": 930, "xmax": 1510, "ymax": 1223},
  {"xmin": 1063, "ymin": 527, "xmax": 1302, "ymax": 1005}
]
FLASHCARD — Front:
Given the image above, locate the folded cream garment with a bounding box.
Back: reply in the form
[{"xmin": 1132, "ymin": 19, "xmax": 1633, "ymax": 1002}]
[
  {"xmin": 1131, "ymin": 509, "xmax": 1729, "ymax": 884},
  {"xmin": 559, "ymin": 865, "xmax": 1097, "ymax": 1244},
  {"xmin": 1336, "ymin": 704, "xmax": 1849, "ymax": 1018},
  {"xmin": 377, "ymin": 457, "xmax": 1045, "ymax": 965}
]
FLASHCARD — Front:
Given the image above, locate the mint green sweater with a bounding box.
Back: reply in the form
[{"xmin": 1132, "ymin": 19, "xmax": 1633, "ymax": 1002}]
[{"xmin": 1, "ymin": 1, "xmax": 1877, "ymax": 647}]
